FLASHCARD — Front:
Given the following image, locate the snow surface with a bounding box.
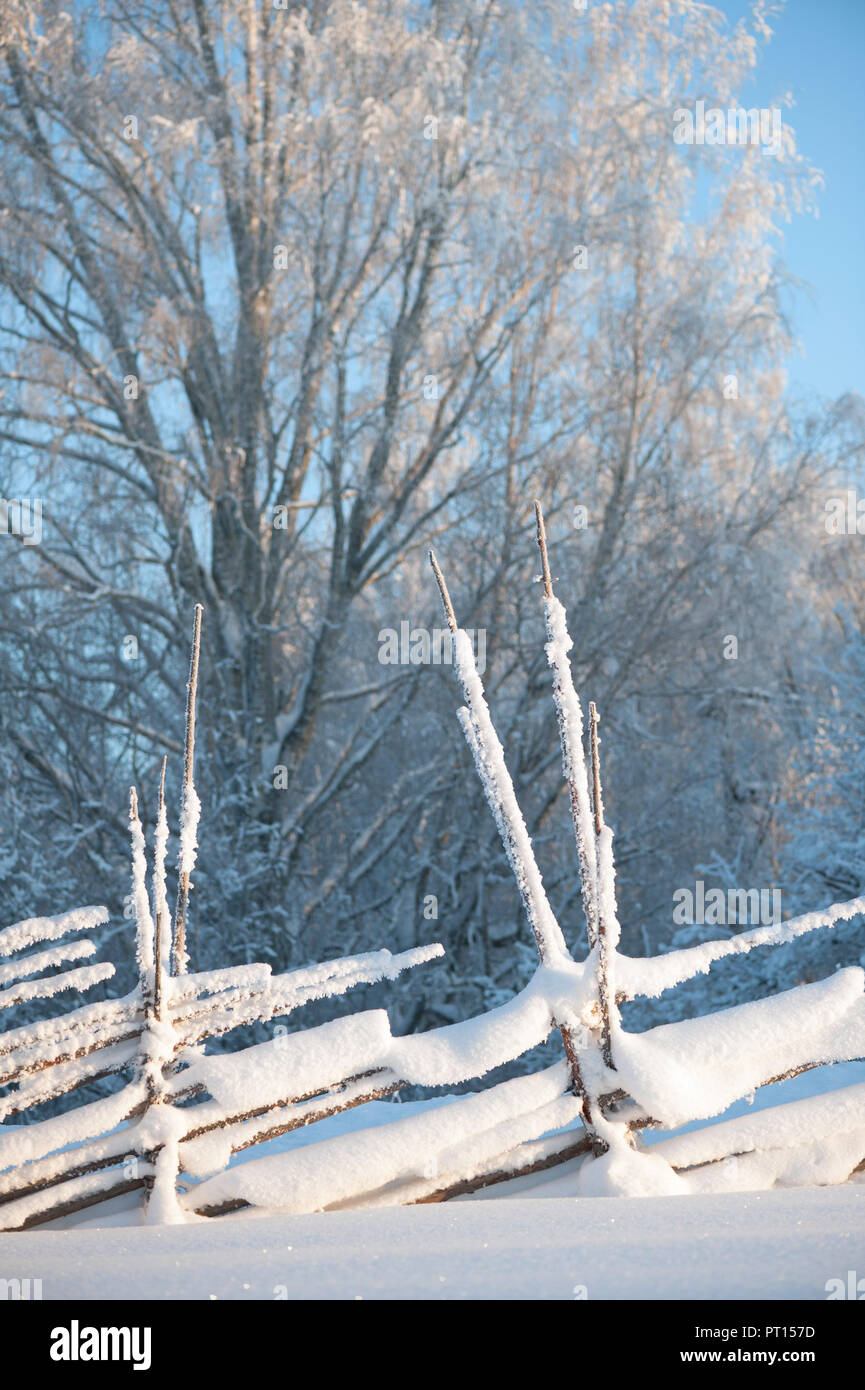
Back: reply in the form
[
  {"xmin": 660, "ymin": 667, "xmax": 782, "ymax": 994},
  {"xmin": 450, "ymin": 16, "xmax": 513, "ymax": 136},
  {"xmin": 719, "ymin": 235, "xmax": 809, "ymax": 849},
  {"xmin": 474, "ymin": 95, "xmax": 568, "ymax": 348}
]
[{"xmin": 2, "ymin": 1186, "xmax": 861, "ymax": 1300}]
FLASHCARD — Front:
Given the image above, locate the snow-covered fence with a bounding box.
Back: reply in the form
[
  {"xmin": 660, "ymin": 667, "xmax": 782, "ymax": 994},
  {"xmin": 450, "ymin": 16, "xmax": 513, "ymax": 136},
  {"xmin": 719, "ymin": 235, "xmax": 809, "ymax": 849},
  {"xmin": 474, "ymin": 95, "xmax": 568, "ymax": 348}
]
[
  {"xmin": 183, "ymin": 505, "xmax": 865, "ymax": 1214},
  {"xmin": 0, "ymin": 907, "xmax": 121, "ymax": 1115},
  {"xmin": 3, "ymin": 541, "xmax": 864, "ymax": 1228},
  {"xmin": 0, "ymin": 608, "xmax": 444, "ymax": 1230},
  {"xmin": 0, "ymin": 916, "xmax": 441, "ymax": 1229}
]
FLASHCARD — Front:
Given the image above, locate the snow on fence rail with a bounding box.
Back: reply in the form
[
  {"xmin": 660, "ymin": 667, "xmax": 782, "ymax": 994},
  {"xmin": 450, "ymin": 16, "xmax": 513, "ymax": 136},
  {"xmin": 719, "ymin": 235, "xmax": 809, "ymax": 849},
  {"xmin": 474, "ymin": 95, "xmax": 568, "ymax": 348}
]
[{"xmin": 2, "ymin": 528, "xmax": 865, "ymax": 1228}]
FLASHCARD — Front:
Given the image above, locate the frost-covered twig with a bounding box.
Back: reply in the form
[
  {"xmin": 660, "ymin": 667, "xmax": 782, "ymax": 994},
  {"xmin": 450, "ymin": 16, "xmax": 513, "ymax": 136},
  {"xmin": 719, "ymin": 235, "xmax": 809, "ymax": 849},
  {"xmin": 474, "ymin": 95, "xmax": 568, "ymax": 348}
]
[
  {"xmin": 171, "ymin": 943, "xmax": 444, "ymax": 1046},
  {"xmin": 182, "ymin": 1061, "xmax": 581, "ymax": 1218},
  {"xmin": 411, "ymin": 1130, "xmax": 593, "ymax": 1205},
  {"xmin": 115, "ymin": 765, "xmax": 186, "ymax": 1222},
  {"xmin": 0, "ymin": 1082, "xmax": 148, "ymax": 1174},
  {"xmin": 0, "ymin": 1041, "xmax": 139, "ymax": 1121},
  {"xmin": 0, "ymin": 939, "xmax": 97, "ymax": 988},
  {"xmin": 0, "ymin": 1165, "xmax": 152, "ymax": 1233},
  {"xmin": 0, "ymin": 993, "xmax": 142, "ymax": 1069}
]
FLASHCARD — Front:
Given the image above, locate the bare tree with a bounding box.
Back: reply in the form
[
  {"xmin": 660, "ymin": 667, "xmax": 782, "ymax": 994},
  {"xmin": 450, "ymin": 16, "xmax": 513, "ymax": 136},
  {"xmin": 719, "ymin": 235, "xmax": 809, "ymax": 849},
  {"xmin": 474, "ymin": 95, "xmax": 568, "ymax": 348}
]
[{"xmin": 0, "ymin": 1, "xmax": 857, "ymax": 1033}]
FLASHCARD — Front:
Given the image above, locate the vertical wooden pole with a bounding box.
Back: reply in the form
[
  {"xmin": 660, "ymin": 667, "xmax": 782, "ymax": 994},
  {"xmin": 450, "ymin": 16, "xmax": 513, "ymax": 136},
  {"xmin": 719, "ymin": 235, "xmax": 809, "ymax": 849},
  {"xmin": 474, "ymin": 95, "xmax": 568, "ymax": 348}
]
[
  {"xmin": 590, "ymin": 703, "xmax": 617, "ymax": 1072},
  {"xmin": 534, "ymin": 501, "xmax": 600, "ymax": 949},
  {"xmin": 174, "ymin": 604, "xmax": 203, "ymax": 976}
]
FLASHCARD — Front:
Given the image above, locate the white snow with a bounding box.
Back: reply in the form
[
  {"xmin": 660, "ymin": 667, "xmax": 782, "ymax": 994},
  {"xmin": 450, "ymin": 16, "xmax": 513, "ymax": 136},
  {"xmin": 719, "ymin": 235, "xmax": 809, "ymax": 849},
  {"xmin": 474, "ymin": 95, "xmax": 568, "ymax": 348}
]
[
  {"xmin": 452, "ymin": 628, "xmax": 569, "ymax": 964},
  {"xmin": 651, "ymin": 1078, "xmax": 865, "ymax": 1193},
  {"xmin": 0, "ymin": 906, "xmax": 108, "ymax": 958},
  {"xmin": 577, "ymin": 1143, "xmax": 688, "ymax": 1198},
  {"xmin": 173, "ymin": 958, "xmax": 591, "ymax": 1145},
  {"xmin": 0, "ymin": 1082, "xmax": 147, "ymax": 1174},
  {"xmin": 177, "ymin": 1071, "xmax": 400, "ymax": 1180},
  {"xmin": 174, "ymin": 1010, "xmax": 394, "ymax": 1114},
  {"xmin": 178, "ymin": 785, "xmax": 201, "ymax": 881},
  {"xmin": 345, "ymin": 1093, "xmax": 583, "ymax": 1210},
  {"xmin": 152, "ymin": 787, "xmax": 172, "ymax": 975},
  {"xmin": 0, "ymin": 939, "xmax": 97, "ymax": 988},
  {"xmin": 542, "ymin": 595, "xmax": 599, "ymax": 945},
  {"xmin": 0, "ymin": 1123, "xmax": 135, "ymax": 1202},
  {"xmin": 0, "ymin": 1039, "xmax": 139, "ymax": 1121},
  {"xmin": 617, "ymin": 894, "xmax": 865, "ymax": 999},
  {"xmin": 173, "ymin": 943, "xmax": 444, "ymax": 1043},
  {"xmin": 0, "ymin": 993, "xmax": 141, "ymax": 1078},
  {"xmin": 129, "ymin": 797, "xmax": 155, "ymax": 980},
  {"xmin": 0, "ymin": 961, "xmax": 115, "ymax": 1013},
  {"xmin": 1, "ymin": 1186, "xmax": 861, "ymax": 1299},
  {"xmin": 596, "ymin": 824, "xmax": 621, "ymax": 955},
  {"xmin": 182, "ymin": 1062, "xmax": 577, "ymax": 1216},
  {"xmin": 0, "ymin": 1160, "xmax": 153, "ymax": 1233},
  {"xmin": 386, "ymin": 975, "xmax": 556, "ymax": 1085},
  {"xmin": 166, "ymin": 964, "xmax": 273, "ymax": 1004},
  {"xmin": 140, "ymin": 1107, "xmax": 190, "ymax": 1227},
  {"xmin": 605, "ymin": 967, "xmax": 865, "ymax": 1127}
]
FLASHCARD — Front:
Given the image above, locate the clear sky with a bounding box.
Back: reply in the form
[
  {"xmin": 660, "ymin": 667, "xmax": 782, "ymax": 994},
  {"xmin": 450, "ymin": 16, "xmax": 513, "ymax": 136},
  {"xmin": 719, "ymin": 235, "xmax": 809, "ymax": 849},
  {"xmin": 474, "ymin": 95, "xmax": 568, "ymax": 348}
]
[{"xmin": 716, "ymin": 0, "xmax": 864, "ymax": 401}]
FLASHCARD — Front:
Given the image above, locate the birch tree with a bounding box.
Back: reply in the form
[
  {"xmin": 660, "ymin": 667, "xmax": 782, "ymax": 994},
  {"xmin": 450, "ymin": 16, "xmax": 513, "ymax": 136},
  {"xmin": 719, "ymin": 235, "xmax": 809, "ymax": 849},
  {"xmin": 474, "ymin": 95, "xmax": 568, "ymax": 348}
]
[{"xmin": 0, "ymin": 1, "xmax": 855, "ymax": 1024}]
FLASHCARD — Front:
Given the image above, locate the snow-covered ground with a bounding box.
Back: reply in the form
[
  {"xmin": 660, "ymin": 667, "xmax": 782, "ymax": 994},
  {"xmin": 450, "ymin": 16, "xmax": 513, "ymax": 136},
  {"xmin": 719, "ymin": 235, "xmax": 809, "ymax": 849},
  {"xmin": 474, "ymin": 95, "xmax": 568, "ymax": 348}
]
[{"xmin": 2, "ymin": 1186, "xmax": 861, "ymax": 1301}]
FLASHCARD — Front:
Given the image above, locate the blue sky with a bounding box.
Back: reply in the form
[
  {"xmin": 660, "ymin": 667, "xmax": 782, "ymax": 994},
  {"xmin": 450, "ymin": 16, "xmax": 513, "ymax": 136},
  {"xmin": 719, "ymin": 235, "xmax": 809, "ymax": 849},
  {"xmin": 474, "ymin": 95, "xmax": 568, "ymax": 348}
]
[{"xmin": 716, "ymin": 0, "xmax": 864, "ymax": 401}]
